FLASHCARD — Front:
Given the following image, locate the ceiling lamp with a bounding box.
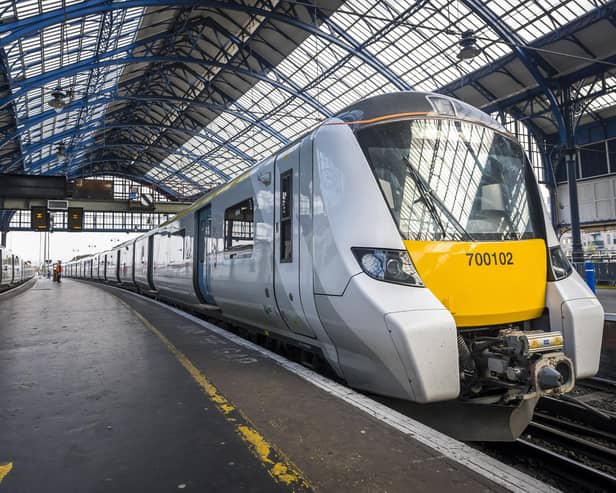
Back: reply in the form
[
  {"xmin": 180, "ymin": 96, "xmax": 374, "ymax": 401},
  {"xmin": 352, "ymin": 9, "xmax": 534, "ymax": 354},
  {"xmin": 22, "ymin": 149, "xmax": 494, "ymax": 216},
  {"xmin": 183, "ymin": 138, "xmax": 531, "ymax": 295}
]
[
  {"xmin": 48, "ymin": 86, "xmax": 68, "ymax": 113},
  {"xmin": 457, "ymin": 30, "xmax": 481, "ymax": 61},
  {"xmin": 55, "ymin": 142, "xmax": 67, "ymax": 162}
]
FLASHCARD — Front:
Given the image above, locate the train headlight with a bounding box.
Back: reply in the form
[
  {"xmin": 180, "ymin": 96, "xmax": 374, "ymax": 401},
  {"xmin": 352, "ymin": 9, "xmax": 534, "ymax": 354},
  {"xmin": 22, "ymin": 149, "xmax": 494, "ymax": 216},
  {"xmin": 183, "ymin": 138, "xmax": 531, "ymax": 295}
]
[
  {"xmin": 352, "ymin": 248, "xmax": 424, "ymax": 287},
  {"xmin": 549, "ymin": 245, "xmax": 573, "ymax": 281}
]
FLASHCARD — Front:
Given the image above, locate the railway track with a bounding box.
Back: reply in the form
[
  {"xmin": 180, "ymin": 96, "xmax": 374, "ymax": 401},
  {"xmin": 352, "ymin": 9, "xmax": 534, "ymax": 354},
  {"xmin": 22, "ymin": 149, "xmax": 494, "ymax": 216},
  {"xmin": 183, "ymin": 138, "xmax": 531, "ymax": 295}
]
[
  {"xmin": 516, "ymin": 388, "xmax": 616, "ymax": 491},
  {"xmin": 577, "ymin": 376, "xmax": 616, "ymax": 394},
  {"xmin": 511, "ymin": 438, "xmax": 616, "ymax": 491}
]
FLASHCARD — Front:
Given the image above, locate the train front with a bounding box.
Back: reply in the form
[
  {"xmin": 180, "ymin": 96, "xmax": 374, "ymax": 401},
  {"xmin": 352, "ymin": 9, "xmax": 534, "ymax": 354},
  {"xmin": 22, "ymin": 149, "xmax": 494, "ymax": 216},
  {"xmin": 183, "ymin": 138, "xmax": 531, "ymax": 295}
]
[{"xmin": 335, "ymin": 93, "xmax": 604, "ymax": 417}]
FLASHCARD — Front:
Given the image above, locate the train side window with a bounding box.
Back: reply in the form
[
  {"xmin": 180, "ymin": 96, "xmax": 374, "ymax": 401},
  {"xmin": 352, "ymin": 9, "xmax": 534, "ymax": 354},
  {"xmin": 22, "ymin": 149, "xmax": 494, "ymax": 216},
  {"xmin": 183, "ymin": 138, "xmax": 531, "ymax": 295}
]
[
  {"xmin": 170, "ymin": 229, "xmax": 186, "ymax": 259},
  {"xmin": 224, "ymin": 198, "xmax": 254, "ymax": 256},
  {"xmin": 280, "ymin": 170, "xmax": 292, "ymax": 263}
]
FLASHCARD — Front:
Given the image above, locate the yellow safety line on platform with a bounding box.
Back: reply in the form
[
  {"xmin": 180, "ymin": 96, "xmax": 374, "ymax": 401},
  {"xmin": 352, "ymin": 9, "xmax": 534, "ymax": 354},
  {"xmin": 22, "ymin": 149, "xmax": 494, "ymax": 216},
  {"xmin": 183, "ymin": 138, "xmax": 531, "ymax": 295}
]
[
  {"xmin": 118, "ymin": 299, "xmax": 311, "ymax": 491},
  {"xmin": 0, "ymin": 462, "xmax": 13, "ymax": 484}
]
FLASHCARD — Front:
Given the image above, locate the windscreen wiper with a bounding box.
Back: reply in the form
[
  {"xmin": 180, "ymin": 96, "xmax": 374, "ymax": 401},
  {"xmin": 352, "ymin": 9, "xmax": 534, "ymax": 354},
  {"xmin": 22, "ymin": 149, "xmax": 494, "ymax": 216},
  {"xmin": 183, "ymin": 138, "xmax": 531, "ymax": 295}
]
[{"xmin": 403, "ymin": 156, "xmax": 474, "ymax": 241}]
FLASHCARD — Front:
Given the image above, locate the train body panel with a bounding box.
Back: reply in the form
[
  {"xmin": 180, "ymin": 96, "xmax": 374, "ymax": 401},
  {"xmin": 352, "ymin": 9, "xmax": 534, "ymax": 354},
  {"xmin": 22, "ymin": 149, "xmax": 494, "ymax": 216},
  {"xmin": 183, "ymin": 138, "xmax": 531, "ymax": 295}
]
[
  {"xmin": 13, "ymin": 255, "xmax": 21, "ymax": 284},
  {"xmin": 0, "ymin": 246, "xmax": 34, "ymax": 288},
  {"xmin": 151, "ymin": 216, "xmax": 199, "ymax": 305},
  {"xmin": 207, "ymin": 157, "xmax": 290, "ymax": 333},
  {"xmin": 134, "ymin": 234, "xmax": 154, "ymax": 291},
  {"xmin": 546, "ymin": 272, "xmax": 604, "ymax": 379},
  {"xmin": 118, "ymin": 241, "xmax": 135, "ymax": 284},
  {"xmin": 107, "ymin": 251, "xmax": 118, "ymax": 282},
  {"xmin": 0, "ymin": 247, "xmax": 10, "ymax": 287},
  {"xmin": 315, "ymin": 273, "xmax": 459, "ymax": 401}
]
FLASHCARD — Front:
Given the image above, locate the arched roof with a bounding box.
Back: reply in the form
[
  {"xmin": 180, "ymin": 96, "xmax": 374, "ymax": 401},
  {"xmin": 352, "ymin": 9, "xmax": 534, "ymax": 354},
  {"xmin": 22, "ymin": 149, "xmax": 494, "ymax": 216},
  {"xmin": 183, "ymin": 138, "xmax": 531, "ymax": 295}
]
[{"xmin": 0, "ymin": 0, "xmax": 614, "ymax": 200}]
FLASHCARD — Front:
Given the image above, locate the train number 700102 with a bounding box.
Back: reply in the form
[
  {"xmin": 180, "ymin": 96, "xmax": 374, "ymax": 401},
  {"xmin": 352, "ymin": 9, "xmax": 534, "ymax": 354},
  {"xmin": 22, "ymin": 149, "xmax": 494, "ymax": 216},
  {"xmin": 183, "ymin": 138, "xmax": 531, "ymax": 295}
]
[{"xmin": 465, "ymin": 252, "xmax": 514, "ymax": 266}]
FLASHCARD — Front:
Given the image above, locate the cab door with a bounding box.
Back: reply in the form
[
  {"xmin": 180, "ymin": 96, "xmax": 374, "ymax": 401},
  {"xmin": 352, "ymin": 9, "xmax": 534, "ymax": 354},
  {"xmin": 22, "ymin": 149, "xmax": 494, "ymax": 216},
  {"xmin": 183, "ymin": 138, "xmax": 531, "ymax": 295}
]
[
  {"xmin": 196, "ymin": 205, "xmax": 215, "ymax": 304},
  {"xmin": 274, "ymin": 145, "xmax": 315, "ymax": 338}
]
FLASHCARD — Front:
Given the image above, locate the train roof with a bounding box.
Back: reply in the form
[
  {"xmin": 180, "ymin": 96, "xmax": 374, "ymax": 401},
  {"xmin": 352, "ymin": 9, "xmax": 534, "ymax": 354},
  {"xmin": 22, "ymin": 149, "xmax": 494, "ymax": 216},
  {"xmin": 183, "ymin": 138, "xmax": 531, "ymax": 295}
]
[{"xmin": 335, "ymin": 91, "xmax": 507, "ymax": 133}]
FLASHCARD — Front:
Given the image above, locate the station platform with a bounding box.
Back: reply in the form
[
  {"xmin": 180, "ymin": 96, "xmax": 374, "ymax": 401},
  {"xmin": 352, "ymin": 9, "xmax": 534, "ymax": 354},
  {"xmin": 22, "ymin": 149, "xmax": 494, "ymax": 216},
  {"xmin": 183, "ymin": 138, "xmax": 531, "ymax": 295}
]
[{"xmin": 0, "ymin": 278, "xmax": 549, "ymax": 492}]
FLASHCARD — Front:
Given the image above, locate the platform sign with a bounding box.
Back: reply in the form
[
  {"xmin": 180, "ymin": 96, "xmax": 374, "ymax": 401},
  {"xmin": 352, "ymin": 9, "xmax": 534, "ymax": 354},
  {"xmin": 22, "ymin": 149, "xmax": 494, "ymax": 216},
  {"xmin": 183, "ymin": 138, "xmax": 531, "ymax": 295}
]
[
  {"xmin": 31, "ymin": 206, "xmax": 49, "ymax": 230},
  {"xmin": 68, "ymin": 207, "xmax": 84, "ymax": 231}
]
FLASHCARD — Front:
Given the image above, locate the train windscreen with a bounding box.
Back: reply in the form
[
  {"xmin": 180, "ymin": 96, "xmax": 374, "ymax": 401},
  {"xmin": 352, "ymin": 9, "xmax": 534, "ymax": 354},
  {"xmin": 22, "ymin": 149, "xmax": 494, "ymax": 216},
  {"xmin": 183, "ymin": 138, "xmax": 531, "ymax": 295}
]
[{"xmin": 355, "ymin": 118, "xmax": 544, "ymax": 241}]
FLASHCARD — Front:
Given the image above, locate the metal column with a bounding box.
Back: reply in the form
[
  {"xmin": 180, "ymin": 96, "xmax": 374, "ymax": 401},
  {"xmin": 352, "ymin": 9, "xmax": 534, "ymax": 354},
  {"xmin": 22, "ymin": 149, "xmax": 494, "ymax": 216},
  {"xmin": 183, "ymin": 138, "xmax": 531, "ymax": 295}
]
[{"xmin": 565, "ymin": 149, "xmax": 584, "ymax": 262}]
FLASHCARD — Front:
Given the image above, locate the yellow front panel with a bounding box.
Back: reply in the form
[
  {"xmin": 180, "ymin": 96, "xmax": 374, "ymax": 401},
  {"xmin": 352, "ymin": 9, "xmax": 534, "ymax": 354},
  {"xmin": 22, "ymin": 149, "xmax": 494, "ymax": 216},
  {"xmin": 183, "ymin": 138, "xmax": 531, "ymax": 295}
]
[{"xmin": 404, "ymin": 239, "xmax": 547, "ymax": 327}]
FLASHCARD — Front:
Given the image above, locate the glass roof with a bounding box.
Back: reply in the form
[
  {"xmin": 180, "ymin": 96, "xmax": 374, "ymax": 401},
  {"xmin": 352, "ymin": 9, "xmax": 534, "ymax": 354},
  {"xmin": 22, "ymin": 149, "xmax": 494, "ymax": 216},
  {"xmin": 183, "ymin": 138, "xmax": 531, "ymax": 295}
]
[
  {"xmin": 0, "ymin": 0, "xmax": 612, "ymax": 198},
  {"xmin": 1, "ymin": 0, "xmax": 144, "ymax": 173}
]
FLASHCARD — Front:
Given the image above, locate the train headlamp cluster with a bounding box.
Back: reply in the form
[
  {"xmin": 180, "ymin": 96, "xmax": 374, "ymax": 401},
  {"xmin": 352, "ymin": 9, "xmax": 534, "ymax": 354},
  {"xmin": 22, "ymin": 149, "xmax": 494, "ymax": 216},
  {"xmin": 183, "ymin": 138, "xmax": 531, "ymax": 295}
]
[
  {"xmin": 352, "ymin": 248, "xmax": 424, "ymax": 287},
  {"xmin": 549, "ymin": 245, "xmax": 573, "ymax": 281}
]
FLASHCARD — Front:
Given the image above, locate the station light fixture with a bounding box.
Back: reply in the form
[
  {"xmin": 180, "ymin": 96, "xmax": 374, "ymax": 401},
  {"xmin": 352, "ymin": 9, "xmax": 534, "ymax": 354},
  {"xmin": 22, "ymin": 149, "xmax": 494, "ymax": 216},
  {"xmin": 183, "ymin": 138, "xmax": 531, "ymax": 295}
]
[
  {"xmin": 48, "ymin": 86, "xmax": 68, "ymax": 113},
  {"xmin": 457, "ymin": 30, "xmax": 481, "ymax": 61},
  {"xmin": 55, "ymin": 142, "xmax": 67, "ymax": 162},
  {"xmin": 48, "ymin": 86, "xmax": 73, "ymax": 113}
]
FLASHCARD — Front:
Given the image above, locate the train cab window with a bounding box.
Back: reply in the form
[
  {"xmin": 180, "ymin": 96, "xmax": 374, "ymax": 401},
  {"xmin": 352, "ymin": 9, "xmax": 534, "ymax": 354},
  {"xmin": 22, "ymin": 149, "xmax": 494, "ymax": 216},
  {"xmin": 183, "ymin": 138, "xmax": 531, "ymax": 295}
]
[
  {"xmin": 280, "ymin": 171, "xmax": 293, "ymax": 262},
  {"xmin": 224, "ymin": 198, "xmax": 254, "ymax": 255}
]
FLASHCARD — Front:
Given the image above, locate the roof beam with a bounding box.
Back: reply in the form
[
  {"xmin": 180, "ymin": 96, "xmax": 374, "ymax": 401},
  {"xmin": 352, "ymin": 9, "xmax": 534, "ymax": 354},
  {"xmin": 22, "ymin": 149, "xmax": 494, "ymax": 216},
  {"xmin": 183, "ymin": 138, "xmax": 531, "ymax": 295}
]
[
  {"xmin": 461, "ymin": 0, "xmax": 567, "ymax": 144},
  {"xmin": 0, "ymin": 93, "xmax": 281, "ymax": 151},
  {"xmin": 9, "ymin": 142, "xmax": 230, "ymax": 181},
  {"xmin": 5, "ymin": 55, "xmax": 333, "ymax": 110},
  {"xmin": 42, "ymin": 157, "xmax": 206, "ymax": 194},
  {"xmin": 0, "ymin": 0, "xmax": 410, "ymax": 86},
  {"xmin": 480, "ymin": 52, "xmax": 616, "ymax": 115}
]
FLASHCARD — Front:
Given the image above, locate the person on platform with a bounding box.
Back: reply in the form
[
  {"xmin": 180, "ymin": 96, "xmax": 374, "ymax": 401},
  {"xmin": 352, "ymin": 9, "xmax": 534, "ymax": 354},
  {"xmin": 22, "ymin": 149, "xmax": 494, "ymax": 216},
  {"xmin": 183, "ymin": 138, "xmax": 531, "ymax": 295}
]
[{"xmin": 55, "ymin": 260, "xmax": 62, "ymax": 283}]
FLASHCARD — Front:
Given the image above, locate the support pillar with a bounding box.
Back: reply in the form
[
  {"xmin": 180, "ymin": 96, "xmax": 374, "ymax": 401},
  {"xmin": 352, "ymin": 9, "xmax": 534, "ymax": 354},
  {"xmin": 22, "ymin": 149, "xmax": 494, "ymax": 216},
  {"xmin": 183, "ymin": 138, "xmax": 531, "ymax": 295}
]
[
  {"xmin": 565, "ymin": 148, "xmax": 584, "ymax": 263},
  {"xmin": 1, "ymin": 230, "xmax": 6, "ymax": 247}
]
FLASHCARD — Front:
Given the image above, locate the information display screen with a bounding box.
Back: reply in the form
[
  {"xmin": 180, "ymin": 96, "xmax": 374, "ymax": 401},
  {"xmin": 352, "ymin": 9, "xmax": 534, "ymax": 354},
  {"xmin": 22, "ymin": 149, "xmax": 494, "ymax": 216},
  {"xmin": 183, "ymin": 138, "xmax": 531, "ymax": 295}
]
[{"xmin": 31, "ymin": 206, "xmax": 49, "ymax": 230}]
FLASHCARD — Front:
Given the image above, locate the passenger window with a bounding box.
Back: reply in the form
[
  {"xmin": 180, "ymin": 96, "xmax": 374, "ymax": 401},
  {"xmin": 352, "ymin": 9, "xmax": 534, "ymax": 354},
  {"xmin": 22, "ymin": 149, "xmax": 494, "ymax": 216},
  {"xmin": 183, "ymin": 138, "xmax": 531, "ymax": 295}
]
[
  {"xmin": 170, "ymin": 229, "xmax": 186, "ymax": 259},
  {"xmin": 280, "ymin": 171, "xmax": 292, "ymax": 263},
  {"xmin": 224, "ymin": 198, "xmax": 254, "ymax": 255}
]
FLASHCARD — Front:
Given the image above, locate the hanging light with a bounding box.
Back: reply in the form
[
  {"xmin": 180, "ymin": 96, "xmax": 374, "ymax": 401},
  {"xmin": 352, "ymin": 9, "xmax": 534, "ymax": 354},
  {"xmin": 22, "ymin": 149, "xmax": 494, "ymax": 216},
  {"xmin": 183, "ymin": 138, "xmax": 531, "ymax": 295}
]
[
  {"xmin": 48, "ymin": 86, "xmax": 68, "ymax": 113},
  {"xmin": 55, "ymin": 142, "xmax": 67, "ymax": 162},
  {"xmin": 457, "ymin": 30, "xmax": 481, "ymax": 61}
]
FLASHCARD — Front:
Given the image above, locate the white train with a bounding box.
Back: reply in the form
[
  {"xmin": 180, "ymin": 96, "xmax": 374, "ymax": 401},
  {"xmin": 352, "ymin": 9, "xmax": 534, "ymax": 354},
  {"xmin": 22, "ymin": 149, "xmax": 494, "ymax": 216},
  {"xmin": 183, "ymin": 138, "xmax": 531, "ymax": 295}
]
[
  {"xmin": 65, "ymin": 92, "xmax": 604, "ymax": 438},
  {"xmin": 0, "ymin": 245, "xmax": 36, "ymax": 290}
]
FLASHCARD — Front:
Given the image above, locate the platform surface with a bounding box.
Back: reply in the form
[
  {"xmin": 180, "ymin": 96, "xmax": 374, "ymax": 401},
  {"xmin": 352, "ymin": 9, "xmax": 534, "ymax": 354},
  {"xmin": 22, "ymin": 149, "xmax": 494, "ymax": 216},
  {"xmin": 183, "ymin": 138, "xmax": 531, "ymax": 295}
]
[
  {"xmin": 0, "ymin": 278, "xmax": 536, "ymax": 492},
  {"xmin": 596, "ymin": 287, "xmax": 616, "ymax": 313},
  {"xmin": 596, "ymin": 289, "xmax": 616, "ymax": 379}
]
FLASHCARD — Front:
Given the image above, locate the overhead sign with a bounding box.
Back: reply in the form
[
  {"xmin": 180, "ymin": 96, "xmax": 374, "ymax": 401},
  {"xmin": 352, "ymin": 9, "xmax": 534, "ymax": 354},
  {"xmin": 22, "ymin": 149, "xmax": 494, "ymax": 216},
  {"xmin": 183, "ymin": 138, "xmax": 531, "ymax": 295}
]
[
  {"xmin": 72, "ymin": 179, "xmax": 113, "ymax": 200},
  {"xmin": 31, "ymin": 206, "xmax": 49, "ymax": 230},
  {"xmin": 0, "ymin": 175, "xmax": 66, "ymax": 199},
  {"xmin": 68, "ymin": 207, "xmax": 84, "ymax": 231},
  {"xmin": 47, "ymin": 199, "xmax": 68, "ymax": 210}
]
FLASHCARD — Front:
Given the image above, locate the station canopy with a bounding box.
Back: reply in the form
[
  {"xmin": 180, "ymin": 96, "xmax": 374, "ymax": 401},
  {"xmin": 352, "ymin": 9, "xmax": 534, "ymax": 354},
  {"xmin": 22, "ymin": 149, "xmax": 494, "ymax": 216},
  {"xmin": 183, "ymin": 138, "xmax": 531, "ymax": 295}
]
[{"xmin": 0, "ymin": 0, "xmax": 614, "ymax": 200}]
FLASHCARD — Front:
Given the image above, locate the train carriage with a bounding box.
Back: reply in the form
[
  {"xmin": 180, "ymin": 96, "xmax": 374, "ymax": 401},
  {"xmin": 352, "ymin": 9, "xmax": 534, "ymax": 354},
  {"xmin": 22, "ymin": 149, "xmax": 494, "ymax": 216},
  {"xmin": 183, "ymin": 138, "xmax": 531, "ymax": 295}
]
[{"xmin": 78, "ymin": 92, "xmax": 604, "ymax": 440}]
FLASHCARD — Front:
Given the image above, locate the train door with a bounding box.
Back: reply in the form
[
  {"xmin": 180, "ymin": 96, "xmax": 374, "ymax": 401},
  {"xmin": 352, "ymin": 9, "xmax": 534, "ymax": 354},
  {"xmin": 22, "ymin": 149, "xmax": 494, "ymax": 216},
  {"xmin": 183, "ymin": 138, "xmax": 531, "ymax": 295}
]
[
  {"xmin": 196, "ymin": 205, "xmax": 215, "ymax": 304},
  {"xmin": 273, "ymin": 146, "xmax": 315, "ymax": 338},
  {"xmin": 147, "ymin": 235, "xmax": 155, "ymax": 289}
]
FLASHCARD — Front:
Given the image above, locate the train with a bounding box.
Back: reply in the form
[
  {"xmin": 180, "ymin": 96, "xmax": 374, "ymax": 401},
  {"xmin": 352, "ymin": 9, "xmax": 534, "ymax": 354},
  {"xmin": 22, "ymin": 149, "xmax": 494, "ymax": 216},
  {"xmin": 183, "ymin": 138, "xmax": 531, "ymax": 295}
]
[
  {"xmin": 0, "ymin": 245, "xmax": 36, "ymax": 291},
  {"xmin": 64, "ymin": 92, "xmax": 604, "ymax": 440}
]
